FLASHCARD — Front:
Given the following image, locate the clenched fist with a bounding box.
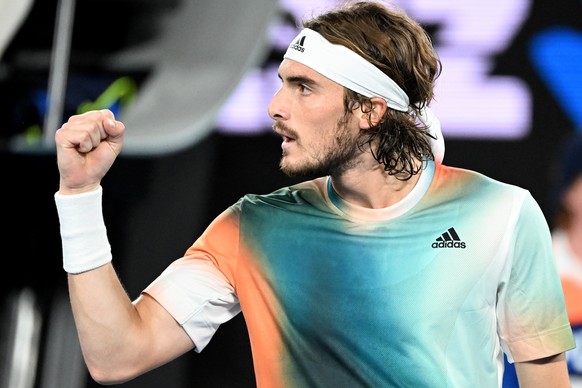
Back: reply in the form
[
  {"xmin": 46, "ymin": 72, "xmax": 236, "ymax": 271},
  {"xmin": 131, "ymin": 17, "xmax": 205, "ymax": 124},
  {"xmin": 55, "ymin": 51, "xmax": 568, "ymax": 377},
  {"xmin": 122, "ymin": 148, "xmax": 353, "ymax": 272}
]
[{"xmin": 55, "ymin": 109, "xmax": 125, "ymax": 195}]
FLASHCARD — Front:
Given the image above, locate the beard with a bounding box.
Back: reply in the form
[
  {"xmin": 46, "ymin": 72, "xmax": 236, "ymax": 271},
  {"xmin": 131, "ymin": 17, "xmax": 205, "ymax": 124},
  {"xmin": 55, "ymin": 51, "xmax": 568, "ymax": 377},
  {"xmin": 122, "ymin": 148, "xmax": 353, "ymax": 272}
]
[{"xmin": 279, "ymin": 117, "xmax": 364, "ymax": 178}]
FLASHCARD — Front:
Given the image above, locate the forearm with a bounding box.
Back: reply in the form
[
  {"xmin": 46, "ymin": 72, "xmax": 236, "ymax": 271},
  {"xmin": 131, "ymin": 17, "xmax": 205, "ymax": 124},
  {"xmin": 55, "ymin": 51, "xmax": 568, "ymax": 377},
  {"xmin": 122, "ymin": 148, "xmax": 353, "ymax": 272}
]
[
  {"xmin": 68, "ymin": 264, "xmax": 146, "ymax": 384},
  {"xmin": 52, "ymin": 111, "xmax": 173, "ymax": 383},
  {"xmin": 515, "ymin": 353, "xmax": 571, "ymax": 388},
  {"xmin": 55, "ymin": 187, "xmax": 148, "ymax": 383}
]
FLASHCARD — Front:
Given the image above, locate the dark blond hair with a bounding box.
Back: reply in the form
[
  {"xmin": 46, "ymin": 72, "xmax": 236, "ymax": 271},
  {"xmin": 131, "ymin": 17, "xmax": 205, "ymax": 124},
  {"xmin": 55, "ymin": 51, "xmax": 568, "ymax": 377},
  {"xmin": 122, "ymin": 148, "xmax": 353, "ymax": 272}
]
[{"xmin": 304, "ymin": 1, "xmax": 442, "ymax": 179}]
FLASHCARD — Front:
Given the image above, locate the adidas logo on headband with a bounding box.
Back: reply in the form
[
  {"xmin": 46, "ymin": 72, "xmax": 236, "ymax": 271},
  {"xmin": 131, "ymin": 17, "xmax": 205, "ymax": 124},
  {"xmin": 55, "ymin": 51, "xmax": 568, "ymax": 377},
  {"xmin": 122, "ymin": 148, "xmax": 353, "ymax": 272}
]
[{"xmin": 290, "ymin": 35, "xmax": 306, "ymax": 53}]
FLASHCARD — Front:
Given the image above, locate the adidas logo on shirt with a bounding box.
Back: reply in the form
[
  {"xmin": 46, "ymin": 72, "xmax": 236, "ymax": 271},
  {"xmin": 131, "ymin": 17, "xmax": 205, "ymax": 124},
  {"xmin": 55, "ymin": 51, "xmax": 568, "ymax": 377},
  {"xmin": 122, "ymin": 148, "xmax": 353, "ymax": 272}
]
[
  {"xmin": 432, "ymin": 227, "xmax": 466, "ymax": 249},
  {"xmin": 290, "ymin": 35, "xmax": 306, "ymax": 52}
]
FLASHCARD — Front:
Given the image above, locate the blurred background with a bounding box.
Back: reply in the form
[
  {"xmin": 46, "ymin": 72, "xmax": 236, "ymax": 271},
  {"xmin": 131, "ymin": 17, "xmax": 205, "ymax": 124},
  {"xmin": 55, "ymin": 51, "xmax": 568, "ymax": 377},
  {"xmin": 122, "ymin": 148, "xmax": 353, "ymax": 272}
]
[{"xmin": 0, "ymin": 0, "xmax": 581, "ymax": 387}]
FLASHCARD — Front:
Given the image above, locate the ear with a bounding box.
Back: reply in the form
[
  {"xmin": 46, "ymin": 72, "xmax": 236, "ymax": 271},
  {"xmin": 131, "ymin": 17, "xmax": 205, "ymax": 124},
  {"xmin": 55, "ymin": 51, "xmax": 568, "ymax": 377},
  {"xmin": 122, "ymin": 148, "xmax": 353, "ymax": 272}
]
[{"xmin": 359, "ymin": 97, "xmax": 388, "ymax": 129}]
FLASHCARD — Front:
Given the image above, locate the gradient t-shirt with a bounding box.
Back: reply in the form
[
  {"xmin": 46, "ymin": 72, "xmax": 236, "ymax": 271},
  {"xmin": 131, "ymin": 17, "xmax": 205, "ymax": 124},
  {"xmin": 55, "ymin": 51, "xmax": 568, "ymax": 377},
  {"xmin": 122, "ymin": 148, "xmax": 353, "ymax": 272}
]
[{"xmin": 145, "ymin": 161, "xmax": 575, "ymax": 387}]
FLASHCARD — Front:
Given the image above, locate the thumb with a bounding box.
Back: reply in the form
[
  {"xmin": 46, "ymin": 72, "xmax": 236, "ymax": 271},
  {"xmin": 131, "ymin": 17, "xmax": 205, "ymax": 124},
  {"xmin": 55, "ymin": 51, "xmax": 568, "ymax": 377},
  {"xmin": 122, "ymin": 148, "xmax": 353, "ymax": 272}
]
[{"xmin": 103, "ymin": 117, "xmax": 125, "ymax": 153}]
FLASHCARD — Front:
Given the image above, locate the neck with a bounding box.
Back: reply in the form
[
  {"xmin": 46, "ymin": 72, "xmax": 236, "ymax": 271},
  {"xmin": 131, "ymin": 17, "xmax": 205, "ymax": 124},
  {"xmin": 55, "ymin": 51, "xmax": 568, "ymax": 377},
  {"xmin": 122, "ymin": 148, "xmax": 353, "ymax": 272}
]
[{"xmin": 330, "ymin": 158, "xmax": 424, "ymax": 209}]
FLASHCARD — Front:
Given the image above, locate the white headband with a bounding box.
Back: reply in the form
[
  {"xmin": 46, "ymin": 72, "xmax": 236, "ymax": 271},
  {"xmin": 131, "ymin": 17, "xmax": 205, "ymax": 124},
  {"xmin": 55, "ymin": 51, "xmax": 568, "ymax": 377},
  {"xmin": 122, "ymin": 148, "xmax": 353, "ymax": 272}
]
[{"xmin": 284, "ymin": 28, "xmax": 444, "ymax": 163}]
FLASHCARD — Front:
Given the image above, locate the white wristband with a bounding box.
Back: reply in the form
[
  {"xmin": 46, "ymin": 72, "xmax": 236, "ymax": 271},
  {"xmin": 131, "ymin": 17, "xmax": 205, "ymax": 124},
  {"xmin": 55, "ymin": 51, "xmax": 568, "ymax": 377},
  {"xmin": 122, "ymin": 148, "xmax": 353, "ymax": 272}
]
[{"xmin": 54, "ymin": 186, "xmax": 112, "ymax": 274}]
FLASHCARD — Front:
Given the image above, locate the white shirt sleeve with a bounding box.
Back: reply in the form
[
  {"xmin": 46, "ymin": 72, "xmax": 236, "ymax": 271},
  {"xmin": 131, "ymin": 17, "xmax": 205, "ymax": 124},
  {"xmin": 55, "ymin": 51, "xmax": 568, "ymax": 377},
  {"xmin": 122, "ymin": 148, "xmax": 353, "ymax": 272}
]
[{"xmin": 143, "ymin": 254, "xmax": 241, "ymax": 352}]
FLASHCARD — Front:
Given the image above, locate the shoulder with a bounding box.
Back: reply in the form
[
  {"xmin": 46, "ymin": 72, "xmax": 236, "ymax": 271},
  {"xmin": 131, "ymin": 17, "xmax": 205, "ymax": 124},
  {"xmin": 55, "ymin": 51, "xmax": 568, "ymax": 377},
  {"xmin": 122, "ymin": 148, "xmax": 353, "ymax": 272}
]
[
  {"xmin": 426, "ymin": 163, "xmax": 540, "ymax": 226},
  {"xmin": 235, "ymin": 177, "xmax": 327, "ymax": 207},
  {"xmin": 433, "ymin": 163, "xmax": 529, "ymax": 200},
  {"xmin": 229, "ymin": 177, "xmax": 330, "ymax": 216}
]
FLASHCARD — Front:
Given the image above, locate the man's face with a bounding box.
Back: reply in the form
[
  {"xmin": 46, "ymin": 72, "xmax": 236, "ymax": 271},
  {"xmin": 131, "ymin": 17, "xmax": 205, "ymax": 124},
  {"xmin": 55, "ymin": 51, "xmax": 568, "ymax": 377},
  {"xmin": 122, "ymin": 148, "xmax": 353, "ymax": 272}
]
[{"xmin": 268, "ymin": 59, "xmax": 364, "ymax": 177}]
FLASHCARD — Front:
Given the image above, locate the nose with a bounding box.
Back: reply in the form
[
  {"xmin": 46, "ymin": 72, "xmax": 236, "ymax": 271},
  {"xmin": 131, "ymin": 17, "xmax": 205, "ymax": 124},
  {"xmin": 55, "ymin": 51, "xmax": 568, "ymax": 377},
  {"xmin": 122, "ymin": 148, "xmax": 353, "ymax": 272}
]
[{"xmin": 268, "ymin": 87, "xmax": 286, "ymax": 120}]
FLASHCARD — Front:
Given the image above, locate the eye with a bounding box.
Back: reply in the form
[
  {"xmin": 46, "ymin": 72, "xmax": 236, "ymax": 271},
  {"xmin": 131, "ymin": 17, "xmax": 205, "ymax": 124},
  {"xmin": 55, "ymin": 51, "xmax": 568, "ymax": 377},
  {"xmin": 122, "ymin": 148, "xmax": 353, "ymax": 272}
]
[{"xmin": 298, "ymin": 84, "xmax": 311, "ymax": 95}]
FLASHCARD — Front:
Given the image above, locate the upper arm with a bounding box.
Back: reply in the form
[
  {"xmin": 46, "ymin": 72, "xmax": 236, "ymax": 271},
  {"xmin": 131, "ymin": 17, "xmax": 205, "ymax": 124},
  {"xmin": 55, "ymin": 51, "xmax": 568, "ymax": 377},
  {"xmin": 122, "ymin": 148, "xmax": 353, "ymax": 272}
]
[
  {"xmin": 514, "ymin": 352, "xmax": 571, "ymax": 388},
  {"xmin": 82, "ymin": 285, "xmax": 195, "ymax": 385},
  {"xmin": 131, "ymin": 293, "xmax": 195, "ymax": 371}
]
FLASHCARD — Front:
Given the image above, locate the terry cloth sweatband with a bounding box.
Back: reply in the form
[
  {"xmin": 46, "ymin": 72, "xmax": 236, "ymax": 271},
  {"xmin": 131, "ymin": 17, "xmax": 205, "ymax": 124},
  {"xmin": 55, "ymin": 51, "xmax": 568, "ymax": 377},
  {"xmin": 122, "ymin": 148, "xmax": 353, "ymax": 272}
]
[
  {"xmin": 283, "ymin": 28, "xmax": 445, "ymax": 163},
  {"xmin": 54, "ymin": 186, "xmax": 112, "ymax": 274}
]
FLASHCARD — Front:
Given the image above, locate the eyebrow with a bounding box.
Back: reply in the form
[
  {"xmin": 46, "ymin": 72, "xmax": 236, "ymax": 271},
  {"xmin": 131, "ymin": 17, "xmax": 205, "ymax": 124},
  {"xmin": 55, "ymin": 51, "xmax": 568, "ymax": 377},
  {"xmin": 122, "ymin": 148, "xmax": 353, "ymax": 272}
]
[{"xmin": 278, "ymin": 74, "xmax": 318, "ymax": 86}]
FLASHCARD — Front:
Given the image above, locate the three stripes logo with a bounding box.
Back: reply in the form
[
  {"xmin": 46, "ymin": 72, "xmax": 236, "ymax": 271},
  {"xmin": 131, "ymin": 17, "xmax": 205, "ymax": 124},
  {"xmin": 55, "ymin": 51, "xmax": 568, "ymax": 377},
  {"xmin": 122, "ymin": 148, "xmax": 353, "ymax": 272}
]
[
  {"xmin": 290, "ymin": 35, "xmax": 306, "ymax": 53},
  {"xmin": 432, "ymin": 227, "xmax": 466, "ymax": 249}
]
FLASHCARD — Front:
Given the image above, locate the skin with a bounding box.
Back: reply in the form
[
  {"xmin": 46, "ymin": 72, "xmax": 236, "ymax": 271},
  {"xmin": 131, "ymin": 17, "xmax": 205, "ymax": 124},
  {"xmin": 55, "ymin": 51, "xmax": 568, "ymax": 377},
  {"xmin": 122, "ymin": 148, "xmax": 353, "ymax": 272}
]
[
  {"xmin": 56, "ymin": 110, "xmax": 194, "ymax": 384},
  {"xmin": 269, "ymin": 59, "xmax": 422, "ymax": 208},
  {"xmin": 563, "ymin": 175, "xmax": 582, "ymax": 257},
  {"xmin": 271, "ymin": 61, "xmax": 364, "ymax": 179},
  {"xmin": 55, "ymin": 59, "xmax": 572, "ymax": 386},
  {"xmin": 556, "ymin": 174, "xmax": 582, "ymax": 326}
]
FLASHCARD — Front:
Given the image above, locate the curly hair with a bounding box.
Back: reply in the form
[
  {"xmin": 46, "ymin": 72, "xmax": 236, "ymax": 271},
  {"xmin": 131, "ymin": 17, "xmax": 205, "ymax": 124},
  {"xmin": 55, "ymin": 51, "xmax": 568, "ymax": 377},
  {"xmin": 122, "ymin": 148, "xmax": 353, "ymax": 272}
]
[{"xmin": 303, "ymin": 1, "xmax": 442, "ymax": 180}]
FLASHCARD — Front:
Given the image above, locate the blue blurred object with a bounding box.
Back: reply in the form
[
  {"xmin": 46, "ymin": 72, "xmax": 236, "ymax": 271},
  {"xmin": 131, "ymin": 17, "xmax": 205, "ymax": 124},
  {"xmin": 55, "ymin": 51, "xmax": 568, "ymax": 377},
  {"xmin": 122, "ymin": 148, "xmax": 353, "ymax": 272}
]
[
  {"xmin": 530, "ymin": 27, "xmax": 582, "ymax": 132},
  {"xmin": 502, "ymin": 325, "xmax": 582, "ymax": 387},
  {"xmin": 502, "ymin": 355, "xmax": 519, "ymax": 388},
  {"xmin": 568, "ymin": 325, "xmax": 582, "ymax": 375}
]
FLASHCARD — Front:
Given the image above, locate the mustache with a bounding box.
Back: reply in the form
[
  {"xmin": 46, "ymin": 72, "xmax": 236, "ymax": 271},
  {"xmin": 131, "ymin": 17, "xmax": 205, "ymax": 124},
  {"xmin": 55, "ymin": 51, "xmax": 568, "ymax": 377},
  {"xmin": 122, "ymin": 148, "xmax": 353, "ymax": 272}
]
[{"xmin": 272, "ymin": 121, "xmax": 299, "ymax": 140}]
